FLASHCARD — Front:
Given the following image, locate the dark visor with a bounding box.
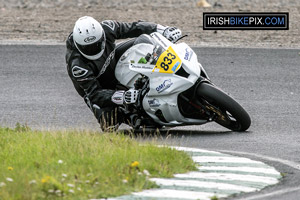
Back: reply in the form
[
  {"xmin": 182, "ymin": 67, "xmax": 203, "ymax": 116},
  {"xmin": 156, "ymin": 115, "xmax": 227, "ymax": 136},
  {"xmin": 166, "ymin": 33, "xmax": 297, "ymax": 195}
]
[{"xmin": 76, "ymin": 34, "xmax": 105, "ymax": 56}]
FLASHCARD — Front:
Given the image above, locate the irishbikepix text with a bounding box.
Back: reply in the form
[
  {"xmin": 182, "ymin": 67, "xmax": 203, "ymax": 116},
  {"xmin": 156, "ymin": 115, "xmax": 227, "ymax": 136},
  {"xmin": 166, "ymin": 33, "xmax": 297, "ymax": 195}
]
[{"xmin": 203, "ymin": 13, "xmax": 289, "ymax": 30}]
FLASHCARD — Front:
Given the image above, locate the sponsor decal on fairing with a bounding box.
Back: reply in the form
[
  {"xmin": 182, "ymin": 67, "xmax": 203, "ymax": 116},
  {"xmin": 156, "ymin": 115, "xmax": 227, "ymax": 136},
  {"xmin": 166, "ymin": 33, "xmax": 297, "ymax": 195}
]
[
  {"xmin": 156, "ymin": 79, "xmax": 173, "ymax": 93},
  {"xmin": 148, "ymin": 98, "xmax": 161, "ymax": 107},
  {"xmin": 184, "ymin": 48, "xmax": 193, "ymax": 61}
]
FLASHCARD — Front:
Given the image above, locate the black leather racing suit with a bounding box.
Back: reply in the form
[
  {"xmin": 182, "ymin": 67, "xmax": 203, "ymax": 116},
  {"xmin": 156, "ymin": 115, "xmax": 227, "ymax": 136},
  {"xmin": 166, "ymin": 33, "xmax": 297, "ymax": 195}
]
[{"xmin": 65, "ymin": 20, "xmax": 158, "ymax": 126}]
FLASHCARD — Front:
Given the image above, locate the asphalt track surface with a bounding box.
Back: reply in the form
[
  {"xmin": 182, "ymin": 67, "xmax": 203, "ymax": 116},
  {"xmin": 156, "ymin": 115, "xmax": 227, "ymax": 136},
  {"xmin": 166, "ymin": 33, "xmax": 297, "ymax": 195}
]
[{"xmin": 1, "ymin": 44, "xmax": 300, "ymax": 199}]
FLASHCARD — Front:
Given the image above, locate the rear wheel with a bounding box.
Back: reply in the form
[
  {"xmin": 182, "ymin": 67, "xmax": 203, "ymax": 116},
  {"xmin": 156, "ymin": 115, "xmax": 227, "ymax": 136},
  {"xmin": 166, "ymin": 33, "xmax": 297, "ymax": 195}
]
[{"xmin": 196, "ymin": 83, "xmax": 251, "ymax": 131}]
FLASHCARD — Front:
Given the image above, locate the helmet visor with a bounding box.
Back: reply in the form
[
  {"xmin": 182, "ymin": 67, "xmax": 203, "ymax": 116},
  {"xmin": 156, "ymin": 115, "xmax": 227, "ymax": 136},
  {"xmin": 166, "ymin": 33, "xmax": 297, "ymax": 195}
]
[{"xmin": 75, "ymin": 34, "xmax": 105, "ymax": 56}]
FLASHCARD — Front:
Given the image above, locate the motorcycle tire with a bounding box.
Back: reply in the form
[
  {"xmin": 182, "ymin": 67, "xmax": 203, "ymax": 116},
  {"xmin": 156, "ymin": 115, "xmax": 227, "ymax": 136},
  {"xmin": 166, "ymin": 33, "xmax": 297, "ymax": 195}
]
[{"xmin": 196, "ymin": 83, "xmax": 251, "ymax": 131}]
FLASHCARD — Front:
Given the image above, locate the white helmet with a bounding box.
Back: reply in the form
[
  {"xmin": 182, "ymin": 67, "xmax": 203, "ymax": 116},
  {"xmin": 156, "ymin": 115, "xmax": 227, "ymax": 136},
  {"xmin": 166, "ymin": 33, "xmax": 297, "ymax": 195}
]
[{"xmin": 73, "ymin": 16, "xmax": 106, "ymax": 60}]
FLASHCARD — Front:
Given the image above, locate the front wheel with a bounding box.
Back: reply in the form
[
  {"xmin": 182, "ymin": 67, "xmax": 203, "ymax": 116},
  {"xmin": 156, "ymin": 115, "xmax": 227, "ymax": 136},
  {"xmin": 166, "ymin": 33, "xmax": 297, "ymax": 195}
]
[{"xmin": 196, "ymin": 83, "xmax": 251, "ymax": 131}]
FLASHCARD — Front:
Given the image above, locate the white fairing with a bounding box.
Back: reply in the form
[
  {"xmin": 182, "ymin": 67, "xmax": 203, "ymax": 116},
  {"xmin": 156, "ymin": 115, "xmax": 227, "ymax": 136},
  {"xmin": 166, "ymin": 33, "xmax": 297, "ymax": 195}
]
[{"xmin": 115, "ymin": 32, "xmax": 206, "ymax": 126}]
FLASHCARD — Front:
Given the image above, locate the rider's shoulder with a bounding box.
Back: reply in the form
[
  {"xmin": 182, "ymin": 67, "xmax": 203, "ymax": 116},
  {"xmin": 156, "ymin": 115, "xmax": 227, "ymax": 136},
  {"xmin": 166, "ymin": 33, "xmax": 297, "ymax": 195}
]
[
  {"xmin": 101, "ymin": 20, "xmax": 117, "ymax": 32},
  {"xmin": 71, "ymin": 53, "xmax": 91, "ymax": 67}
]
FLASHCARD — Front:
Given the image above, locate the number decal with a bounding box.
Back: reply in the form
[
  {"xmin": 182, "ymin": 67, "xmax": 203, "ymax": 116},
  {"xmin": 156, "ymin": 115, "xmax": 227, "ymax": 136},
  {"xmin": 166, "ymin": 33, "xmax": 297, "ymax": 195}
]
[
  {"xmin": 154, "ymin": 46, "xmax": 182, "ymax": 73},
  {"xmin": 167, "ymin": 52, "xmax": 176, "ymax": 59},
  {"xmin": 163, "ymin": 56, "xmax": 173, "ymax": 65},
  {"xmin": 160, "ymin": 52, "xmax": 177, "ymax": 71},
  {"xmin": 160, "ymin": 62, "xmax": 169, "ymax": 70}
]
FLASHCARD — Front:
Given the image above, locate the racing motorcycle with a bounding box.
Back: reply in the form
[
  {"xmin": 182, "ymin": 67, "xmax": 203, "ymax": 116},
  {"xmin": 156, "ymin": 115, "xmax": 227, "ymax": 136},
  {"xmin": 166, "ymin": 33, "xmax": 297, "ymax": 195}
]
[{"xmin": 115, "ymin": 32, "xmax": 251, "ymax": 131}]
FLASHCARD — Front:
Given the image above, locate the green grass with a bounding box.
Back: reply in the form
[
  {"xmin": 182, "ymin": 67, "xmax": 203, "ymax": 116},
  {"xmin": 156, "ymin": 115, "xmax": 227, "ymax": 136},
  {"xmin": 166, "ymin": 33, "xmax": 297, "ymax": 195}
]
[
  {"xmin": 0, "ymin": 125, "xmax": 196, "ymax": 200},
  {"xmin": 210, "ymin": 195, "xmax": 219, "ymax": 200}
]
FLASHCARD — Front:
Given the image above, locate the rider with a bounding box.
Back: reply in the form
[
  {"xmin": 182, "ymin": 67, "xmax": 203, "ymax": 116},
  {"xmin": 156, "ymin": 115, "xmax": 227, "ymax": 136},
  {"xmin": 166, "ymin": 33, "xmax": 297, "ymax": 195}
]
[{"xmin": 65, "ymin": 16, "xmax": 182, "ymax": 130}]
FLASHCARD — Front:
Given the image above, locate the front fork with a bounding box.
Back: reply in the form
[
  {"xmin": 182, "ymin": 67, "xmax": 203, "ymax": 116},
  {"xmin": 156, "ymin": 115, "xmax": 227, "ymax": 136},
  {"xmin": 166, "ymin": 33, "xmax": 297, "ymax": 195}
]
[
  {"xmin": 192, "ymin": 77, "xmax": 228, "ymax": 122},
  {"xmin": 178, "ymin": 76, "xmax": 219, "ymax": 122}
]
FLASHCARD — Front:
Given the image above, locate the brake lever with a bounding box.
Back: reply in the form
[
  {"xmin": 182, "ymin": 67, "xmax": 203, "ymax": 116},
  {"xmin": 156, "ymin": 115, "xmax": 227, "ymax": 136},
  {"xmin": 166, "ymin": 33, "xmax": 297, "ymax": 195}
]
[{"xmin": 174, "ymin": 34, "xmax": 189, "ymax": 43}]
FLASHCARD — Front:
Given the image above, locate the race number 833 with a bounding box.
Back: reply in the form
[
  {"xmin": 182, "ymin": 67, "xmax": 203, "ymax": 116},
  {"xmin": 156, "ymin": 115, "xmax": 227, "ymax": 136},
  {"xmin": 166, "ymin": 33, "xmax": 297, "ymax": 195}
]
[{"xmin": 153, "ymin": 46, "xmax": 182, "ymax": 73}]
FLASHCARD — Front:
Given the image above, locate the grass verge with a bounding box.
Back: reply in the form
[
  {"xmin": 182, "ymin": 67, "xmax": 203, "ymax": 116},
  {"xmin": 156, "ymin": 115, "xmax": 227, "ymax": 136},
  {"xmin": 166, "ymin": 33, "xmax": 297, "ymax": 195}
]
[{"xmin": 0, "ymin": 125, "xmax": 196, "ymax": 199}]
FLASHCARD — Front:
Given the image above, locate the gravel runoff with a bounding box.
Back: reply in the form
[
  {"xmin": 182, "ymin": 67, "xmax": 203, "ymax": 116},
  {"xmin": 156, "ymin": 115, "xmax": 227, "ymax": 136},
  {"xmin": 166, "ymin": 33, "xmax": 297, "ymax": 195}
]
[{"xmin": 0, "ymin": 0, "xmax": 299, "ymax": 48}]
